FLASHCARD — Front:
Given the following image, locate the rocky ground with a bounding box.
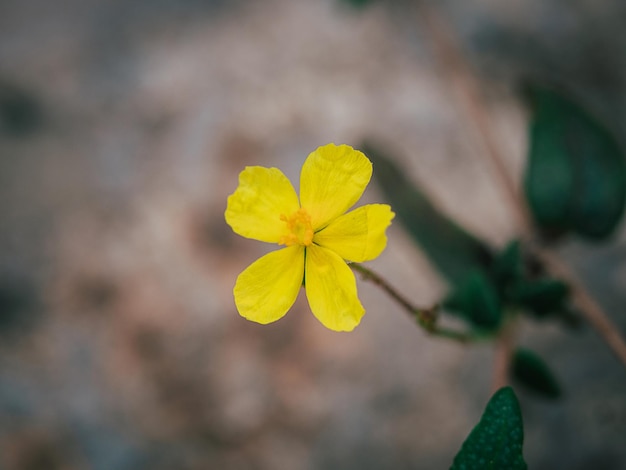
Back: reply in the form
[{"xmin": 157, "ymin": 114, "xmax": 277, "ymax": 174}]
[{"xmin": 1, "ymin": 0, "xmax": 625, "ymax": 469}]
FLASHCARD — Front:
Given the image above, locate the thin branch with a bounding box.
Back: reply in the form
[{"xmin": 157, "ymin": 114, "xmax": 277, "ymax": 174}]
[
  {"xmin": 416, "ymin": 1, "xmax": 532, "ymax": 236},
  {"xmin": 350, "ymin": 263, "xmax": 485, "ymax": 342},
  {"xmin": 416, "ymin": 2, "xmax": 626, "ymax": 368},
  {"xmin": 492, "ymin": 317, "xmax": 517, "ymax": 392},
  {"xmin": 431, "ymin": 325, "xmax": 492, "ymax": 343},
  {"xmin": 350, "ymin": 263, "xmax": 435, "ymax": 324},
  {"xmin": 534, "ymin": 247, "xmax": 626, "ymax": 366}
]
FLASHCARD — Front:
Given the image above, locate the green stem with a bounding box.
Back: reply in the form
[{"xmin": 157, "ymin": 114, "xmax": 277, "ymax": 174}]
[
  {"xmin": 350, "ymin": 263, "xmax": 487, "ymax": 343},
  {"xmin": 429, "ymin": 326, "xmax": 491, "ymax": 343}
]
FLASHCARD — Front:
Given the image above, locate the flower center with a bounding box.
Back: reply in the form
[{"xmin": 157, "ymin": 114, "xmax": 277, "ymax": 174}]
[{"xmin": 279, "ymin": 208, "xmax": 314, "ymax": 246}]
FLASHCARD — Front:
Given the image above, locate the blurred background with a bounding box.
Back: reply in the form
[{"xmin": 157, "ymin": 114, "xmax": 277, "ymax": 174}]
[{"xmin": 1, "ymin": 0, "xmax": 626, "ymax": 468}]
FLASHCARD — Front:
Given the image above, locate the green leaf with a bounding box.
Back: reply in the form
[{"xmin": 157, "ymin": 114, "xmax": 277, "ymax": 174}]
[
  {"xmin": 492, "ymin": 240, "xmax": 524, "ymax": 290},
  {"xmin": 512, "ymin": 348, "xmax": 562, "ymax": 399},
  {"xmin": 524, "ymin": 86, "xmax": 626, "ymax": 240},
  {"xmin": 451, "ymin": 387, "xmax": 527, "ymax": 470},
  {"xmin": 363, "ymin": 142, "xmax": 492, "ymax": 285},
  {"xmin": 510, "ymin": 278, "xmax": 569, "ymax": 318},
  {"xmin": 443, "ymin": 270, "xmax": 502, "ymax": 330}
]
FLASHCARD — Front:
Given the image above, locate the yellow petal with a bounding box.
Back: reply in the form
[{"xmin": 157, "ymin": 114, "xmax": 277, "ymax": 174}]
[
  {"xmin": 313, "ymin": 204, "xmax": 395, "ymax": 262},
  {"xmin": 234, "ymin": 246, "xmax": 305, "ymax": 324},
  {"xmin": 300, "ymin": 144, "xmax": 373, "ymax": 229},
  {"xmin": 225, "ymin": 166, "xmax": 300, "ymax": 243},
  {"xmin": 304, "ymin": 245, "xmax": 365, "ymax": 332}
]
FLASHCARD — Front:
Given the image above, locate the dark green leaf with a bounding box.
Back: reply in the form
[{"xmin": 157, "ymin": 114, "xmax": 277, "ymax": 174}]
[
  {"xmin": 363, "ymin": 141, "xmax": 492, "ymax": 285},
  {"xmin": 444, "ymin": 270, "xmax": 502, "ymax": 330},
  {"xmin": 524, "ymin": 92, "xmax": 574, "ymax": 237},
  {"xmin": 524, "ymin": 86, "xmax": 626, "ymax": 240},
  {"xmin": 451, "ymin": 387, "xmax": 527, "ymax": 470},
  {"xmin": 510, "ymin": 278, "xmax": 569, "ymax": 318},
  {"xmin": 512, "ymin": 348, "xmax": 562, "ymax": 399},
  {"xmin": 492, "ymin": 240, "xmax": 523, "ymax": 290}
]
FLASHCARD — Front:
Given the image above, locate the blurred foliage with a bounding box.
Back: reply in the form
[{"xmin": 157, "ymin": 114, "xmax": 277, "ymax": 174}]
[
  {"xmin": 512, "ymin": 348, "xmax": 562, "ymax": 399},
  {"xmin": 443, "ymin": 269, "xmax": 502, "ymax": 330},
  {"xmin": 509, "ymin": 278, "xmax": 569, "ymax": 319},
  {"xmin": 491, "ymin": 240, "xmax": 524, "ymax": 290},
  {"xmin": 451, "ymin": 387, "xmax": 527, "ymax": 470},
  {"xmin": 524, "ymin": 86, "xmax": 626, "ymax": 241},
  {"xmin": 358, "ymin": 84, "xmax": 626, "ymax": 465},
  {"xmin": 364, "ymin": 141, "xmax": 493, "ymax": 286},
  {"xmin": 362, "ymin": 82, "xmax": 626, "ymax": 464},
  {"xmin": 493, "ymin": 241, "xmax": 572, "ymax": 321},
  {"xmin": 366, "ymin": 141, "xmax": 575, "ymax": 332}
]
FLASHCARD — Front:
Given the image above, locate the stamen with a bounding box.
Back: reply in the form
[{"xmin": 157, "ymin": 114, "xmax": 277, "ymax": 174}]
[{"xmin": 278, "ymin": 208, "xmax": 314, "ymax": 246}]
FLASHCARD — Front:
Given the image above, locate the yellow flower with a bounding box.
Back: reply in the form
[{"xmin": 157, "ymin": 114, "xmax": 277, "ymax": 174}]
[{"xmin": 225, "ymin": 143, "xmax": 395, "ymax": 332}]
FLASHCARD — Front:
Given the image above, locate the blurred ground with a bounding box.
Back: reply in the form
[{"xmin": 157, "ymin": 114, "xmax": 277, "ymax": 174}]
[{"xmin": 1, "ymin": 0, "xmax": 626, "ymax": 469}]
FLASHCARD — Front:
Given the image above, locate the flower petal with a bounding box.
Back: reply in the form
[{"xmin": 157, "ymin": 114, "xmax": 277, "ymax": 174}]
[
  {"xmin": 314, "ymin": 204, "xmax": 395, "ymax": 262},
  {"xmin": 300, "ymin": 144, "xmax": 373, "ymax": 229},
  {"xmin": 234, "ymin": 246, "xmax": 305, "ymax": 324},
  {"xmin": 305, "ymin": 245, "xmax": 365, "ymax": 331},
  {"xmin": 225, "ymin": 166, "xmax": 300, "ymax": 243}
]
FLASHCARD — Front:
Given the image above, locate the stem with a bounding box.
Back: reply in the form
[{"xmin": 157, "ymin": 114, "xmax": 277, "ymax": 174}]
[
  {"xmin": 417, "ymin": 3, "xmax": 626, "ymax": 369},
  {"xmin": 416, "ymin": 2, "xmax": 532, "ymax": 236},
  {"xmin": 534, "ymin": 247, "xmax": 626, "ymax": 367},
  {"xmin": 492, "ymin": 317, "xmax": 516, "ymax": 392},
  {"xmin": 350, "ymin": 263, "xmax": 485, "ymax": 342},
  {"xmin": 431, "ymin": 326, "xmax": 492, "ymax": 343}
]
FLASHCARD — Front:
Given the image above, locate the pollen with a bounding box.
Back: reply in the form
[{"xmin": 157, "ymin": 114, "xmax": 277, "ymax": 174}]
[{"xmin": 279, "ymin": 208, "xmax": 314, "ymax": 246}]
